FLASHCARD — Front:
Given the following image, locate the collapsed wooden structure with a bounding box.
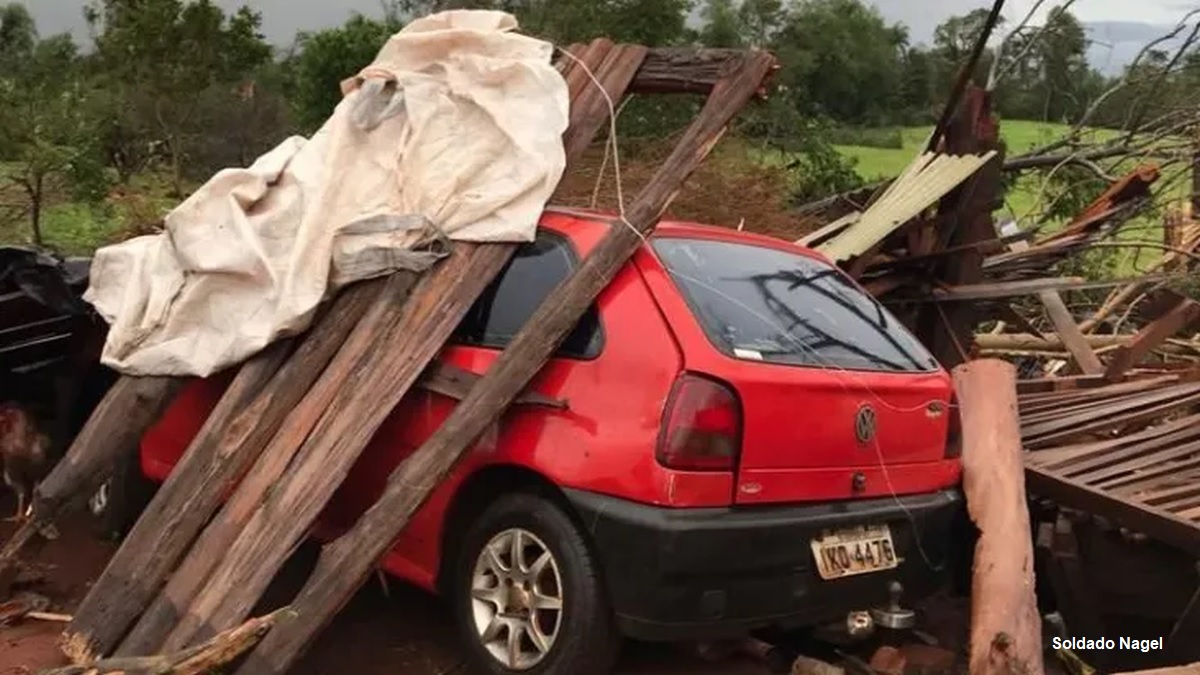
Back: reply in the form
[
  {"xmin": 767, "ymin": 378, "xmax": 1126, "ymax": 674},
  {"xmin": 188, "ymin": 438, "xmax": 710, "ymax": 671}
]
[{"xmin": 0, "ymin": 41, "xmax": 778, "ymax": 672}]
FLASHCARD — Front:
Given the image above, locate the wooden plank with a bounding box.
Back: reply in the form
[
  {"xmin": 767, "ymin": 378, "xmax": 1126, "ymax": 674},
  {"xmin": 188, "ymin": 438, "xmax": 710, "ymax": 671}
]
[
  {"xmin": 1021, "ymin": 383, "xmax": 1200, "ymax": 439},
  {"xmin": 1025, "ymin": 466, "xmax": 1200, "ymax": 554},
  {"xmin": 113, "ymin": 272, "xmax": 420, "ymax": 656},
  {"xmin": 1105, "ymin": 296, "xmax": 1200, "ymax": 381},
  {"xmin": 1006, "ymin": 234, "xmax": 1101, "ymax": 374},
  {"xmin": 233, "ymin": 50, "xmax": 780, "ymax": 675},
  {"xmin": 955, "ymin": 359, "xmax": 1044, "ymax": 675},
  {"xmin": 1026, "ymin": 390, "xmax": 1200, "ymax": 449},
  {"xmin": 62, "ymin": 282, "xmax": 380, "ymax": 663},
  {"xmin": 1037, "ymin": 414, "xmax": 1200, "ymax": 472},
  {"xmin": 1101, "ymin": 448, "xmax": 1200, "ymax": 492},
  {"xmin": 1072, "ymin": 435, "xmax": 1200, "ymax": 484},
  {"xmin": 159, "ymin": 244, "xmax": 515, "ymax": 652},
  {"xmin": 0, "ymin": 375, "xmax": 184, "ymax": 595}
]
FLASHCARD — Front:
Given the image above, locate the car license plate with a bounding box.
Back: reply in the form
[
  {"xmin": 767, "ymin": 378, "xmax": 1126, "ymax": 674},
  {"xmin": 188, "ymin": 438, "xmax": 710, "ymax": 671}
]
[{"xmin": 810, "ymin": 525, "xmax": 898, "ymax": 580}]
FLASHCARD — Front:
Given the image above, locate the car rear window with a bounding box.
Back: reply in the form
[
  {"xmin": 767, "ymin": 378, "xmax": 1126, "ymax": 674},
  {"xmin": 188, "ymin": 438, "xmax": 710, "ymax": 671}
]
[{"xmin": 652, "ymin": 238, "xmax": 938, "ymax": 373}]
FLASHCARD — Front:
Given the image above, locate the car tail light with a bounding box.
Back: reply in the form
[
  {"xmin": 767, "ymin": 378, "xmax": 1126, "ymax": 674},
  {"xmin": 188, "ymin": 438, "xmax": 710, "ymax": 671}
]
[
  {"xmin": 657, "ymin": 373, "xmax": 742, "ymax": 471},
  {"xmin": 945, "ymin": 395, "xmax": 963, "ymax": 459}
]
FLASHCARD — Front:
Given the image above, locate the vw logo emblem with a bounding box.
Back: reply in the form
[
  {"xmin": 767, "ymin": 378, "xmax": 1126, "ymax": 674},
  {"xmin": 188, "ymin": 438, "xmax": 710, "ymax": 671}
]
[{"xmin": 855, "ymin": 405, "xmax": 877, "ymax": 444}]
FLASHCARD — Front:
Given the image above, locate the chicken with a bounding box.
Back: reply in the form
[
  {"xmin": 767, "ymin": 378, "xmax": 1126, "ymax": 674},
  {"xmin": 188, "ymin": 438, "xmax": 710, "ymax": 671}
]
[{"xmin": 0, "ymin": 402, "xmax": 50, "ymax": 522}]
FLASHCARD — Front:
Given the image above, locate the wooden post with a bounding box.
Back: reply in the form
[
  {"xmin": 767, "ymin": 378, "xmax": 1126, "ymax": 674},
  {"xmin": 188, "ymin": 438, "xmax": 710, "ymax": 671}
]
[
  {"xmin": 919, "ymin": 85, "xmax": 1003, "ymax": 369},
  {"xmin": 953, "ymin": 359, "xmax": 1043, "ymax": 675},
  {"xmin": 62, "ymin": 280, "xmax": 381, "ymax": 663},
  {"xmin": 0, "ymin": 375, "xmax": 183, "ymax": 596},
  {"xmin": 234, "ymin": 50, "xmax": 778, "ymax": 675}
]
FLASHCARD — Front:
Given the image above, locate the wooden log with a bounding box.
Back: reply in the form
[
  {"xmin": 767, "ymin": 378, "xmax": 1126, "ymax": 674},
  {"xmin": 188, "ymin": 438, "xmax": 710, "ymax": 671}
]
[
  {"xmin": 1105, "ymin": 296, "xmax": 1200, "ymax": 381},
  {"xmin": 47, "ymin": 609, "xmax": 287, "ymax": 675},
  {"xmin": 974, "ymin": 333, "xmax": 1200, "ymax": 356},
  {"xmin": 954, "ymin": 359, "xmax": 1043, "ymax": 675},
  {"xmin": 555, "ymin": 45, "xmax": 778, "ymax": 96},
  {"xmin": 159, "ymin": 244, "xmax": 515, "ymax": 652},
  {"xmin": 234, "ymin": 50, "xmax": 779, "ymax": 675},
  {"xmin": 114, "ymin": 272, "xmax": 419, "ymax": 656},
  {"xmin": 63, "ymin": 280, "xmax": 381, "ymax": 663},
  {"xmin": 0, "ymin": 375, "xmax": 183, "ymax": 596}
]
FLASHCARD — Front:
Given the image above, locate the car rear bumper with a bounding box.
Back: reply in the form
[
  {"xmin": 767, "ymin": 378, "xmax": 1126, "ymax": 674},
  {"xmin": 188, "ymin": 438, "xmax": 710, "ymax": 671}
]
[{"xmin": 562, "ymin": 487, "xmax": 965, "ymax": 642}]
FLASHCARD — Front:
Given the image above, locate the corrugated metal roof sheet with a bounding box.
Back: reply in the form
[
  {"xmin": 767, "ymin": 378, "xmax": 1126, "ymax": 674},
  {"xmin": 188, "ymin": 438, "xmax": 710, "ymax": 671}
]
[{"xmin": 816, "ymin": 149, "xmax": 997, "ymax": 262}]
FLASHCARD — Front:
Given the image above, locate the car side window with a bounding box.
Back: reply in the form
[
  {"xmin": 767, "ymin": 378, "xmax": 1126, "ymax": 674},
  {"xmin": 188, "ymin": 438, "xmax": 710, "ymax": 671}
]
[{"xmin": 453, "ymin": 232, "xmax": 604, "ymax": 359}]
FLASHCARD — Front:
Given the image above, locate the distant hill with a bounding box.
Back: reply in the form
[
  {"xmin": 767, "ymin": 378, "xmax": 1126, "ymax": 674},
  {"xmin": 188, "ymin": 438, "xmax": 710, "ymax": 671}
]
[{"xmin": 1084, "ymin": 20, "xmax": 1185, "ymax": 75}]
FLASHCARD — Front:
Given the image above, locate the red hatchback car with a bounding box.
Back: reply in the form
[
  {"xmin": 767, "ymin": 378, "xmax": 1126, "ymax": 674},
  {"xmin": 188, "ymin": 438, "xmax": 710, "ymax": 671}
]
[{"xmin": 105, "ymin": 207, "xmax": 964, "ymax": 675}]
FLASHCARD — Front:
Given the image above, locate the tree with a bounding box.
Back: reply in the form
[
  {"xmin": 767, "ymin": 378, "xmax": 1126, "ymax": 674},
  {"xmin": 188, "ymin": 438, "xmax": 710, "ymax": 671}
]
[
  {"xmin": 933, "ymin": 9, "xmax": 999, "ymax": 63},
  {"xmin": 739, "ymin": 0, "xmax": 783, "ymax": 48},
  {"xmin": 698, "ymin": 0, "xmax": 744, "ymax": 48},
  {"xmin": 0, "ymin": 2, "xmax": 35, "ymax": 71},
  {"xmin": 85, "ymin": 0, "xmax": 273, "ymax": 194},
  {"xmin": 931, "ymin": 9, "xmax": 1002, "ymax": 90},
  {"xmin": 1036, "ymin": 7, "xmax": 1088, "ymax": 121},
  {"xmin": 773, "ymin": 0, "xmax": 909, "ymax": 125},
  {"xmin": 283, "ymin": 14, "xmax": 396, "ymax": 133},
  {"xmin": 0, "ymin": 34, "xmax": 108, "ymax": 245}
]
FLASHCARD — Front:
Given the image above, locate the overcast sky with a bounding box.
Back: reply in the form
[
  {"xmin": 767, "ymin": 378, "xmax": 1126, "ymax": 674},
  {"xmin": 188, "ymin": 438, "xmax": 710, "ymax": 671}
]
[{"xmin": 25, "ymin": 0, "xmax": 1195, "ymax": 70}]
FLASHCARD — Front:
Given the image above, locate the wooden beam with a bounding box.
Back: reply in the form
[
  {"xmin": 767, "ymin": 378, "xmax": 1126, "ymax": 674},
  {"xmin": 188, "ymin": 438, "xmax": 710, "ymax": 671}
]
[
  {"xmin": 1006, "ymin": 234, "xmax": 1102, "ymax": 374},
  {"xmin": 157, "ymin": 245, "xmax": 515, "ymax": 652},
  {"xmin": 113, "ymin": 272, "xmax": 420, "ymax": 657},
  {"xmin": 233, "ymin": 51, "xmax": 779, "ymax": 675},
  {"xmin": 62, "ymin": 281, "xmax": 379, "ymax": 663},
  {"xmin": 955, "ymin": 359, "xmax": 1043, "ymax": 675},
  {"xmin": 1105, "ymin": 296, "xmax": 1200, "ymax": 381},
  {"xmin": 0, "ymin": 375, "xmax": 183, "ymax": 596}
]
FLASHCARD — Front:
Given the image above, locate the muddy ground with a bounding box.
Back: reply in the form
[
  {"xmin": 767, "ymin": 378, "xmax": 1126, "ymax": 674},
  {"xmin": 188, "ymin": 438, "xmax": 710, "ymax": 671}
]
[{"xmin": 0, "ymin": 505, "xmax": 814, "ymax": 675}]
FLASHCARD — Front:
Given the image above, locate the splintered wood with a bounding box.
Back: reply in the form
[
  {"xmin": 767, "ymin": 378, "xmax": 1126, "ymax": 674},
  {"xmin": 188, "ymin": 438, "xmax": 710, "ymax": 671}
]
[
  {"xmin": 955, "ymin": 359, "xmax": 1043, "ymax": 675},
  {"xmin": 47, "ymin": 39, "xmax": 778, "ymax": 674}
]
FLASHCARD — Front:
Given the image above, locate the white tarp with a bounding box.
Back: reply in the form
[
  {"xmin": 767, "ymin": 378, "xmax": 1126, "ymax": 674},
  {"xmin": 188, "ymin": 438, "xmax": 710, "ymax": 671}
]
[{"xmin": 84, "ymin": 10, "xmax": 569, "ymax": 377}]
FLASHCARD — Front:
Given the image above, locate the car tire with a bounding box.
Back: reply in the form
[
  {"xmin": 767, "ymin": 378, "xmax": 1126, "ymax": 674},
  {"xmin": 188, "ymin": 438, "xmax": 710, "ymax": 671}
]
[
  {"xmin": 451, "ymin": 492, "xmax": 620, "ymax": 675},
  {"xmin": 86, "ymin": 446, "xmax": 154, "ymax": 541}
]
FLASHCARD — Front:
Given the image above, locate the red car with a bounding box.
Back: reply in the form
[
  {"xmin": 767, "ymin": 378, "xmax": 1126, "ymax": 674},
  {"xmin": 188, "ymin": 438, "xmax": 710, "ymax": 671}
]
[{"xmin": 97, "ymin": 207, "xmax": 964, "ymax": 675}]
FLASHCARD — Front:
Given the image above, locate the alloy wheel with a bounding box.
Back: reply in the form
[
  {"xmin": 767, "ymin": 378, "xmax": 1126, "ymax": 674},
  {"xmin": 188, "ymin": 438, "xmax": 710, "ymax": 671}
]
[{"xmin": 469, "ymin": 527, "xmax": 564, "ymax": 670}]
